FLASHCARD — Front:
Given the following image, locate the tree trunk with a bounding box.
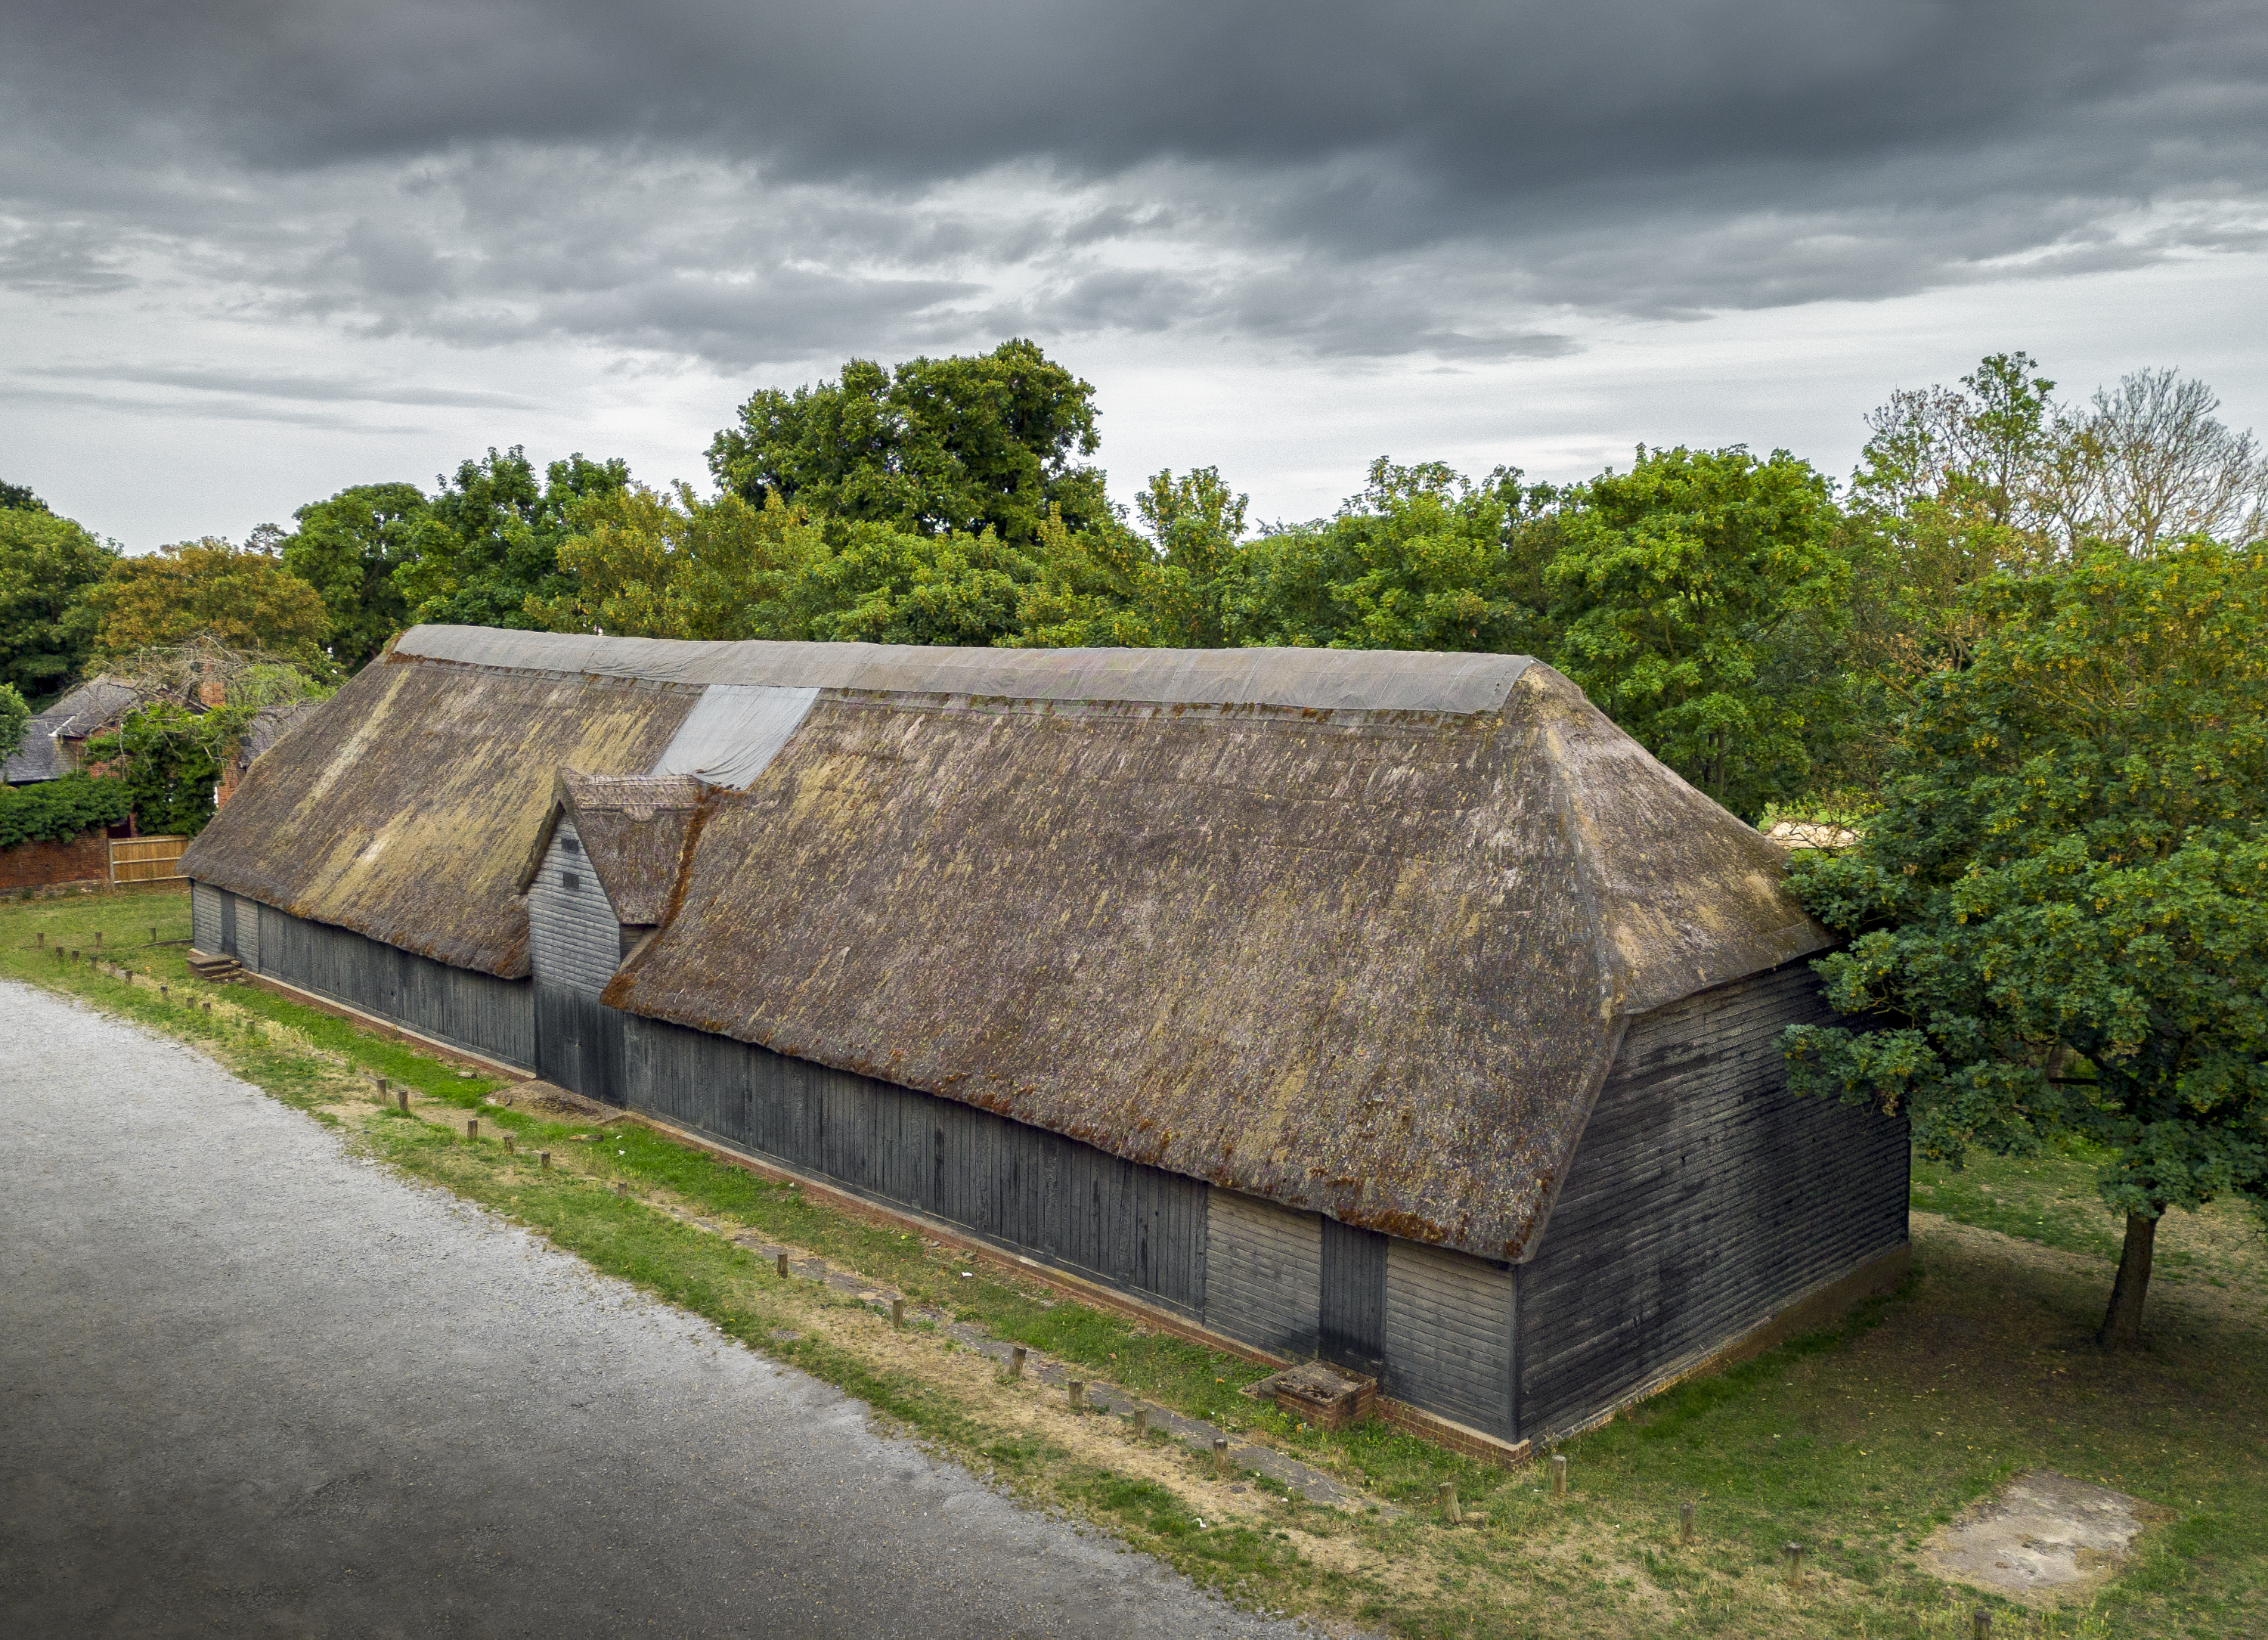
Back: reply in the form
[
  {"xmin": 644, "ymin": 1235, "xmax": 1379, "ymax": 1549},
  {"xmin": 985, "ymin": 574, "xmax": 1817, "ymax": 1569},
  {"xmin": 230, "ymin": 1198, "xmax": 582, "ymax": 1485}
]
[{"xmin": 2096, "ymin": 1210, "xmax": 2159, "ymax": 1350}]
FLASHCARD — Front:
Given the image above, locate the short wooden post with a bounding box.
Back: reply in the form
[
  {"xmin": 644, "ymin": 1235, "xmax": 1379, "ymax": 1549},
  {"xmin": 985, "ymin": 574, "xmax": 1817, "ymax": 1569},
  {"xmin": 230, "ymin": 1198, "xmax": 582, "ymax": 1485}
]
[
  {"xmin": 160, "ymin": 985, "xmax": 168, "ymax": 999},
  {"xmin": 1972, "ymin": 1611, "xmax": 1991, "ymax": 1640},
  {"xmin": 36, "ymin": 933, "xmax": 43, "ymax": 947},
  {"xmin": 397, "ymin": 1089, "xmax": 409, "ymax": 1114},
  {"xmin": 1130, "ymin": 1407, "xmax": 1148, "ymax": 1434},
  {"xmin": 1009, "ymin": 1345, "xmax": 1027, "ymax": 1380},
  {"xmin": 503, "ymin": 1134, "xmax": 515, "ymax": 1155},
  {"xmin": 1067, "ymin": 1381, "xmax": 1086, "ymax": 1412},
  {"xmin": 466, "ymin": 1118, "xmax": 478, "ymax": 1139},
  {"xmin": 202, "ymin": 1002, "xmax": 210, "ymax": 1014},
  {"xmin": 776, "ymin": 1252, "xmax": 789, "ymax": 1278},
  {"xmin": 891, "ymin": 1298, "xmax": 905, "ymax": 1328},
  {"xmin": 1550, "ymin": 1453, "xmax": 1567, "ymax": 1497},
  {"xmin": 1212, "ymin": 1437, "xmax": 1229, "ymax": 1477},
  {"xmin": 539, "ymin": 1151, "xmax": 551, "ymax": 1170},
  {"xmin": 615, "ymin": 1182, "xmax": 628, "ymax": 1198},
  {"xmin": 1679, "ymin": 1501, "xmax": 1694, "ymax": 1545},
  {"xmin": 1437, "ymin": 1482, "xmax": 1461, "ymax": 1524},
  {"xmin": 1783, "ymin": 1542, "xmax": 1804, "ymax": 1585},
  {"xmin": 376, "ymin": 1076, "xmax": 389, "ymax": 1101},
  {"xmin": 94, "ymin": 931, "xmax": 102, "ymax": 947}
]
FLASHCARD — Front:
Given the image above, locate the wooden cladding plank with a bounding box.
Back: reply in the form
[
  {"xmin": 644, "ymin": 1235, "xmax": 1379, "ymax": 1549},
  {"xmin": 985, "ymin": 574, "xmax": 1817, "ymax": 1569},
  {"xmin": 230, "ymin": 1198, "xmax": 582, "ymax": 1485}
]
[
  {"xmin": 527, "ymin": 819, "xmax": 623, "ymax": 1000},
  {"xmin": 1385, "ymin": 1239, "xmax": 1515, "ymax": 1437},
  {"xmin": 246, "ymin": 895, "xmax": 535, "ymax": 1068},
  {"xmin": 191, "ymin": 881, "xmax": 224, "ymax": 953},
  {"xmin": 1517, "ymin": 961, "xmax": 1909, "ymax": 1441},
  {"xmin": 628, "ymin": 1012, "xmax": 1207, "ymax": 1316},
  {"xmin": 1204, "ymin": 1189, "xmax": 1321, "ymax": 1357}
]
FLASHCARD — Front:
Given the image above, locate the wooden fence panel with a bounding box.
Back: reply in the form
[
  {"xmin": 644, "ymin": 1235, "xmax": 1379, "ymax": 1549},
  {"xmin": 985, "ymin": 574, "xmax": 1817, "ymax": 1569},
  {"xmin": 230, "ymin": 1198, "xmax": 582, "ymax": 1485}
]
[{"xmin": 110, "ymin": 836, "xmax": 187, "ymax": 883}]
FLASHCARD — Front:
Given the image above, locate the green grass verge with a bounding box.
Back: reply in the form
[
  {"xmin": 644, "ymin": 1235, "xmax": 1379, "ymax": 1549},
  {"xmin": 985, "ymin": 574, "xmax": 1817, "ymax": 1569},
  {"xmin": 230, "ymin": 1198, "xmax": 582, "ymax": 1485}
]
[{"xmin": 6, "ymin": 884, "xmax": 2265, "ymax": 1638}]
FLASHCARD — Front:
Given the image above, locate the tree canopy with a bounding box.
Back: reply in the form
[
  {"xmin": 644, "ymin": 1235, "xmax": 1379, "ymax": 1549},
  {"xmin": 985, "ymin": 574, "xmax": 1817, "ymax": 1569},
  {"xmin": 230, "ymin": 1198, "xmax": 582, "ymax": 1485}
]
[
  {"xmin": 279, "ymin": 482, "xmax": 431, "ymax": 669},
  {"xmin": 1545, "ymin": 445, "xmax": 1848, "ymax": 820},
  {"xmin": 0, "ymin": 506, "xmax": 117, "ymax": 700},
  {"xmin": 82, "ymin": 540, "xmax": 331, "ymax": 671},
  {"xmin": 0, "ymin": 681, "xmax": 28, "ymax": 763},
  {"xmin": 1783, "ymin": 538, "xmax": 2268, "ymax": 1345},
  {"xmin": 708, "ymin": 339, "xmax": 1111, "ymax": 546},
  {"xmin": 396, "ymin": 448, "xmax": 631, "ymax": 631}
]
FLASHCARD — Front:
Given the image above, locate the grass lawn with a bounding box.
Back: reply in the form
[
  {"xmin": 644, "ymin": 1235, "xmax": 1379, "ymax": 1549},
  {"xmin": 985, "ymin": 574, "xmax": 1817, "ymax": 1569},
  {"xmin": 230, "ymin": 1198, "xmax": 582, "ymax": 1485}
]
[{"xmin": 6, "ymin": 882, "xmax": 2263, "ymax": 1638}]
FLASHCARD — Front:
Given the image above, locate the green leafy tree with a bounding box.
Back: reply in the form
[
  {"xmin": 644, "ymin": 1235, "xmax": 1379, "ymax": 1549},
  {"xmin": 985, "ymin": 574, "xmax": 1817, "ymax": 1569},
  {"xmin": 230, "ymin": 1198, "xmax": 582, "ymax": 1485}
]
[
  {"xmin": 82, "ymin": 701, "xmax": 256, "ymax": 836},
  {"xmin": 82, "ymin": 540, "xmax": 331, "ymax": 671},
  {"xmin": 1783, "ymin": 539, "xmax": 2268, "ymax": 1347},
  {"xmin": 785, "ymin": 522, "xmax": 1043, "ymax": 647},
  {"xmin": 280, "ymin": 482, "xmax": 432, "ymax": 668},
  {"xmin": 0, "ymin": 680, "xmax": 28, "ymax": 762},
  {"xmin": 0, "ymin": 772, "xmax": 135, "ymax": 847},
  {"xmin": 1545, "ymin": 445, "xmax": 1848, "ymax": 819},
  {"xmin": 709, "ymin": 339, "xmax": 1110, "ymax": 546},
  {"xmin": 0, "ymin": 507, "xmax": 118, "ymax": 699},
  {"xmin": 1006, "ymin": 505, "xmax": 1159, "ymax": 648},
  {"xmin": 1226, "ymin": 460, "xmax": 1556, "ymax": 654},
  {"xmin": 528, "ymin": 484, "xmax": 826, "ymax": 640},
  {"xmin": 1133, "ymin": 467, "xmax": 1247, "ymax": 648},
  {"xmin": 395, "ymin": 448, "xmax": 631, "ymax": 629},
  {"xmin": 2, "ymin": 480, "xmax": 48, "ymax": 513}
]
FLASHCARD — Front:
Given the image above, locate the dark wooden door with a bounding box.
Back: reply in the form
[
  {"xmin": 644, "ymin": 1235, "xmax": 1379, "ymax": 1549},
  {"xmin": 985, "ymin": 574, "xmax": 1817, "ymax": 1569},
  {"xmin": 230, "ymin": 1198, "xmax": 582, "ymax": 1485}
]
[
  {"xmin": 1318, "ymin": 1218, "xmax": 1387, "ymax": 1381},
  {"xmin": 218, "ymin": 892, "xmax": 237, "ymax": 957}
]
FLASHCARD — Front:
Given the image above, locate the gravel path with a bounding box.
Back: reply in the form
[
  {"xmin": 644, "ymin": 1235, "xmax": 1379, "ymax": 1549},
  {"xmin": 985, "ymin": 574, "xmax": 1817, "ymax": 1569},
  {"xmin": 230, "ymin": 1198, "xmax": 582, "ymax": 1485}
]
[{"xmin": 0, "ymin": 981, "xmax": 1320, "ymax": 1638}]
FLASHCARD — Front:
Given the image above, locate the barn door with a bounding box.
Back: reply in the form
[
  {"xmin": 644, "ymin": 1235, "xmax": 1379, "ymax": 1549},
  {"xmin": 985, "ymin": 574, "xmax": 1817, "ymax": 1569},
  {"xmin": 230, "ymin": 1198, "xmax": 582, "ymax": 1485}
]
[
  {"xmin": 1318, "ymin": 1218, "xmax": 1388, "ymax": 1381},
  {"xmin": 218, "ymin": 892, "xmax": 238, "ymax": 958}
]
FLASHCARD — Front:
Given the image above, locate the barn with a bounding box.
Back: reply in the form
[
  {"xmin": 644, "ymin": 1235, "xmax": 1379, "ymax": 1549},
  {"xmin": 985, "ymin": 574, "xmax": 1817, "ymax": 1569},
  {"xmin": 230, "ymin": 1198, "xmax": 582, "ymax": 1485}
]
[{"xmin": 180, "ymin": 625, "xmax": 1910, "ymax": 1453}]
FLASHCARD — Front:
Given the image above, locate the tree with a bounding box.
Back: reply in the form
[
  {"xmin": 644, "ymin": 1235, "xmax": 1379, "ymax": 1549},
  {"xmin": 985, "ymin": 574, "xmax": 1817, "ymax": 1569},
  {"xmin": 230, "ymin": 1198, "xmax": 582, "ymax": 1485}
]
[
  {"xmin": 2043, "ymin": 370, "xmax": 2268, "ymax": 553},
  {"xmin": 785, "ymin": 522, "xmax": 1043, "ymax": 647},
  {"xmin": 1783, "ymin": 539, "xmax": 2268, "ymax": 1347},
  {"xmin": 83, "ymin": 540, "xmax": 331, "ymax": 670},
  {"xmin": 1545, "ymin": 446, "xmax": 1848, "ymax": 818},
  {"xmin": 2, "ymin": 480, "xmax": 48, "ymax": 513},
  {"xmin": 1226, "ymin": 460, "xmax": 1556, "ymax": 655},
  {"xmin": 82, "ymin": 700, "xmax": 254, "ymax": 836},
  {"xmin": 0, "ymin": 772, "xmax": 135, "ymax": 848},
  {"xmin": 395, "ymin": 448, "xmax": 631, "ymax": 630},
  {"xmin": 708, "ymin": 339, "xmax": 1111, "ymax": 546},
  {"xmin": 0, "ymin": 681, "xmax": 28, "ymax": 763},
  {"xmin": 527, "ymin": 484, "xmax": 825, "ymax": 640},
  {"xmin": 1135, "ymin": 467, "xmax": 1248, "ymax": 648},
  {"xmin": 279, "ymin": 482, "xmax": 432, "ymax": 669},
  {"xmin": 0, "ymin": 507, "xmax": 118, "ymax": 699}
]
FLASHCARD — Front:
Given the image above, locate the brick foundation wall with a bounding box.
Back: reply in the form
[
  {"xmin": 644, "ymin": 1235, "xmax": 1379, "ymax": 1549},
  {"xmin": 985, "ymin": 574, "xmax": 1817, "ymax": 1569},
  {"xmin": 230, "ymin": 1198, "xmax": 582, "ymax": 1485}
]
[{"xmin": 0, "ymin": 829, "xmax": 109, "ymax": 890}]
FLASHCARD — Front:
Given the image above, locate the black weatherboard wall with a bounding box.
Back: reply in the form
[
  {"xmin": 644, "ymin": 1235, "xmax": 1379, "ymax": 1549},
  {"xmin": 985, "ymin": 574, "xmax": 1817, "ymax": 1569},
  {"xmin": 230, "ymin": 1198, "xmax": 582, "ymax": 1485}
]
[
  {"xmin": 191, "ymin": 882, "xmax": 535, "ymax": 1068},
  {"xmin": 525, "ymin": 816, "xmax": 631, "ymax": 1105},
  {"xmin": 184, "ymin": 879, "xmax": 1904, "ymax": 1448},
  {"xmin": 1517, "ymin": 961, "xmax": 1910, "ymax": 1440}
]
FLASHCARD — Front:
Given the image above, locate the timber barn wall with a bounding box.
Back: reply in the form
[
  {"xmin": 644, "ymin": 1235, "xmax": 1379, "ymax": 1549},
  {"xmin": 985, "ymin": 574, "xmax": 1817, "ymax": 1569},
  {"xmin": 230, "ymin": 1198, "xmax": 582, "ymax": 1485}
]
[
  {"xmin": 187, "ymin": 879, "xmax": 1903, "ymax": 1448},
  {"xmin": 1515, "ymin": 961, "xmax": 1910, "ymax": 1441},
  {"xmin": 194, "ymin": 883, "xmax": 536, "ymax": 1069}
]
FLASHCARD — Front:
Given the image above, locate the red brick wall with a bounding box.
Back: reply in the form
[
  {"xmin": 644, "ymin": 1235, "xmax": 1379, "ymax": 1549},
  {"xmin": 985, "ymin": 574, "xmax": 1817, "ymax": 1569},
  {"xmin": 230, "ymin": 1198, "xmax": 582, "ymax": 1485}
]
[{"xmin": 0, "ymin": 829, "xmax": 110, "ymax": 890}]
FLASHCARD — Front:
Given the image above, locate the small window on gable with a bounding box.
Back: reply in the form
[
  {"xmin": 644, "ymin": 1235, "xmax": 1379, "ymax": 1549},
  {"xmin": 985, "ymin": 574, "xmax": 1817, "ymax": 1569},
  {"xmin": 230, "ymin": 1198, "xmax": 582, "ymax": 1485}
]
[
  {"xmin": 561, "ymin": 870, "xmax": 581, "ymax": 892},
  {"xmin": 562, "ymin": 836, "xmax": 580, "ymax": 854}
]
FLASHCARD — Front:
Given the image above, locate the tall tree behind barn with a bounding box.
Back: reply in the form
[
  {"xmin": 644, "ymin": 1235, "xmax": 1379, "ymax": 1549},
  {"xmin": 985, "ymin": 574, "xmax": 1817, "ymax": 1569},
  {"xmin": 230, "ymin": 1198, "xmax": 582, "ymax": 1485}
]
[{"xmin": 181, "ymin": 626, "xmax": 1909, "ymax": 1449}]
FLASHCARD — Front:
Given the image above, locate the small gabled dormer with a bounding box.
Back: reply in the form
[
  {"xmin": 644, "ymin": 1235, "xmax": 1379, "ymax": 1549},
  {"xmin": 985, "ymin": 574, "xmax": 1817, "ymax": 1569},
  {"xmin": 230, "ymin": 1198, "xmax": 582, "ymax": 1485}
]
[{"xmin": 519, "ymin": 769, "xmax": 704, "ymax": 1000}]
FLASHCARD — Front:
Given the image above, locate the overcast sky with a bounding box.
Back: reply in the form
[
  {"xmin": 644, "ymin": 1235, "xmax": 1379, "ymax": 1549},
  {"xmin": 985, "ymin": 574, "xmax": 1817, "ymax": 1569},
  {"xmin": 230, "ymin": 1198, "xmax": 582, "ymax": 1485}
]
[{"xmin": 5, "ymin": 0, "xmax": 2264, "ymax": 547}]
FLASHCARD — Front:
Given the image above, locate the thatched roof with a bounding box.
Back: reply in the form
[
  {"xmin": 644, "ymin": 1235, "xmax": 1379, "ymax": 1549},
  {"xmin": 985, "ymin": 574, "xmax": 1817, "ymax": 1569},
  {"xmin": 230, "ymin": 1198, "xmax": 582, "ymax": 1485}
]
[
  {"xmin": 184, "ymin": 625, "xmax": 1831, "ymax": 1257},
  {"xmin": 516, "ymin": 770, "xmax": 704, "ymax": 925},
  {"xmin": 179, "ymin": 650, "xmax": 696, "ymax": 974}
]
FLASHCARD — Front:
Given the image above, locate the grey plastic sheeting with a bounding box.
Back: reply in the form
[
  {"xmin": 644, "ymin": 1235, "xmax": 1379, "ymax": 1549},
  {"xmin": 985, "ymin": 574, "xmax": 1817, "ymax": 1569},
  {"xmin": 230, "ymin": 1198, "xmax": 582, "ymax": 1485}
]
[
  {"xmin": 650, "ymin": 684, "xmax": 820, "ymax": 789},
  {"xmin": 392, "ymin": 625, "xmax": 1535, "ymax": 716}
]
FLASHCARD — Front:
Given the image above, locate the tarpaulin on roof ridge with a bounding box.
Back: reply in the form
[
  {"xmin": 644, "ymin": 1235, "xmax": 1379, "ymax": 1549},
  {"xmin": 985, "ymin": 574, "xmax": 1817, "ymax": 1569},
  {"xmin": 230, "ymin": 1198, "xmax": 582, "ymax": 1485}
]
[
  {"xmin": 392, "ymin": 626, "xmax": 1535, "ymax": 716},
  {"xmin": 651, "ymin": 685, "xmax": 820, "ymax": 789}
]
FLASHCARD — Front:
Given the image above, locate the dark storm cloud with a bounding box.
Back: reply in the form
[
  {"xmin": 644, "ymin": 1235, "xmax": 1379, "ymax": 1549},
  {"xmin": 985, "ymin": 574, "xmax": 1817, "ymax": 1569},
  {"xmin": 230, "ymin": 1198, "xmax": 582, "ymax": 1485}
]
[{"xmin": 2, "ymin": 1, "xmax": 2262, "ymax": 367}]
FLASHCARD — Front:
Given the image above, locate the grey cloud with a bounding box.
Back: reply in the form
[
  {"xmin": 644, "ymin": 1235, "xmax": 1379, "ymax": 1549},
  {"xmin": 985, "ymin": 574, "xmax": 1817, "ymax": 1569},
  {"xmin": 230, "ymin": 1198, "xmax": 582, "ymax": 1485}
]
[
  {"xmin": 26, "ymin": 363, "xmax": 539, "ymax": 410},
  {"xmin": 1, "ymin": 2, "xmax": 2261, "ymax": 376}
]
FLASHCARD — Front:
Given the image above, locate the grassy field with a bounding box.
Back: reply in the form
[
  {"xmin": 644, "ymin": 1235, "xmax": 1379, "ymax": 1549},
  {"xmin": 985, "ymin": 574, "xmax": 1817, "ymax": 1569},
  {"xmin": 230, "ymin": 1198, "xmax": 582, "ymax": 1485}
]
[{"xmin": 6, "ymin": 882, "xmax": 2263, "ymax": 1638}]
